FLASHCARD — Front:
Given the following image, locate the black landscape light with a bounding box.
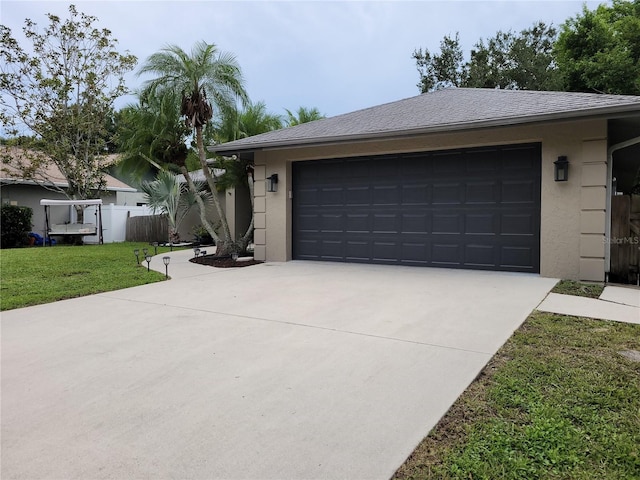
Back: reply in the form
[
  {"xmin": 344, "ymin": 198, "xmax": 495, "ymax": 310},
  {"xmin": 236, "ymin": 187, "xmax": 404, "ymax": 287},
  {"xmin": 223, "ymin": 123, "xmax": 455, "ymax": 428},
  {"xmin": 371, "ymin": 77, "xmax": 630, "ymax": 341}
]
[
  {"xmin": 145, "ymin": 254, "xmax": 152, "ymax": 272},
  {"xmin": 142, "ymin": 247, "xmax": 149, "ymax": 257},
  {"xmin": 554, "ymin": 156, "xmax": 569, "ymax": 182},
  {"xmin": 152, "ymin": 242, "xmax": 158, "ymax": 255},
  {"xmin": 232, "ymin": 252, "xmax": 239, "ymax": 261},
  {"xmin": 134, "ymin": 249, "xmax": 140, "ymax": 265},
  {"xmin": 163, "ymin": 256, "xmax": 170, "ymax": 279},
  {"xmin": 200, "ymin": 250, "xmax": 207, "ymax": 257}
]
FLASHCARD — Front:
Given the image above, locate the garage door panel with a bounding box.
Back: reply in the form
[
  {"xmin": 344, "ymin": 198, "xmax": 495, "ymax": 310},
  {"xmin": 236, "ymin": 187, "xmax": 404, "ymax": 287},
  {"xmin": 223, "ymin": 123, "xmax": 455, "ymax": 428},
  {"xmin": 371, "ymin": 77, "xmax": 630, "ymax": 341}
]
[
  {"xmin": 401, "ymin": 242, "xmax": 429, "ymax": 263},
  {"xmin": 464, "ymin": 244, "xmax": 496, "ymax": 267},
  {"xmin": 466, "ymin": 149, "xmax": 500, "ymax": 172},
  {"xmin": 466, "ymin": 213, "xmax": 497, "ymax": 235},
  {"xmin": 372, "ymin": 241, "xmax": 399, "ymax": 262},
  {"xmin": 402, "ymin": 184, "xmax": 430, "ymax": 205},
  {"xmin": 432, "ymin": 214, "xmax": 462, "ymax": 234},
  {"xmin": 297, "ymin": 188, "xmax": 319, "ymax": 207},
  {"xmin": 501, "ymin": 213, "xmax": 536, "ymax": 235},
  {"xmin": 432, "ymin": 183, "xmax": 463, "ymax": 204},
  {"xmin": 432, "ymin": 243, "xmax": 462, "ymax": 265},
  {"xmin": 293, "ymin": 143, "xmax": 540, "ymax": 272},
  {"xmin": 320, "ymin": 213, "xmax": 344, "ymax": 232},
  {"xmin": 346, "ymin": 213, "xmax": 370, "ymax": 233},
  {"xmin": 345, "ymin": 186, "xmax": 370, "ymax": 205},
  {"xmin": 402, "ymin": 213, "xmax": 430, "ymax": 234},
  {"xmin": 501, "ymin": 246, "xmax": 535, "ymax": 270},
  {"xmin": 502, "ymin": 180, "xmax": 536, "ymax": 204},
  {"xmin": 373, "ymin": 214, "xmax": 400, "ymax": 233},
  {"xmin": 466, "ymin": 181, "xmax": 498, "ymax": 204}
]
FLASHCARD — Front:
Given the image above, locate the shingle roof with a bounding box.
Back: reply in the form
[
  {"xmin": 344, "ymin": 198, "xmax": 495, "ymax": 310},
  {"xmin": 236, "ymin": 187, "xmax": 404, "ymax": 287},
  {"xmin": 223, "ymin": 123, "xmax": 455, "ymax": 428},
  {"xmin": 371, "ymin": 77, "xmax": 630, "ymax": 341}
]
[
  {"xmin": 211, "ymin": 88, "xmax": 640, "ymax": 154},
  {"xmin": 0, "ymin": 147, "xmax": 136, "ymax": 192}
]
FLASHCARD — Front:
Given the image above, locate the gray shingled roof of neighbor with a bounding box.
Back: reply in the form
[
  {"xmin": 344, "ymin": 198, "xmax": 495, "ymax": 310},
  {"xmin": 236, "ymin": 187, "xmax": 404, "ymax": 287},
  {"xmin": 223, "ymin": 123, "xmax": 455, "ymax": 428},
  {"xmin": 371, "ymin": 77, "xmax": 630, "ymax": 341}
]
[{"xmin": 211, "ymin": 88, "xmax": 640, "ymax": 154}]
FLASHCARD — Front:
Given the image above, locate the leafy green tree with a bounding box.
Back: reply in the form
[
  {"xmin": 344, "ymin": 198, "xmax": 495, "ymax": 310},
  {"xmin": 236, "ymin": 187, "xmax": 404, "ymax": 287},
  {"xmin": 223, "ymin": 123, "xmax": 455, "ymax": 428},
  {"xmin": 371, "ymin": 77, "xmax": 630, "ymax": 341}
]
[
  {"xmin": 284, "ymin": 106, "xmax": 326, "ymax": 126},
  {"xmin": 555, "ymin": 0, "xmax": 640, "ymax": 95},
  {"xmin": 138, "ymin": 41, "xmax": 249, "ymax": 255},
  {"xmin": 414, "ymin": 22, "xmax": 560, "ymax": 92},
  {"xmin": 467, "ymin": 22, "xmax": 561, "ymax": 90},
  {"xmin": 0, "ymin": 5, "xmax": 136, "ymax": 220},
  {"xmin": 413, "ymin": 34, "xmax": 466, "ymax": 92}
]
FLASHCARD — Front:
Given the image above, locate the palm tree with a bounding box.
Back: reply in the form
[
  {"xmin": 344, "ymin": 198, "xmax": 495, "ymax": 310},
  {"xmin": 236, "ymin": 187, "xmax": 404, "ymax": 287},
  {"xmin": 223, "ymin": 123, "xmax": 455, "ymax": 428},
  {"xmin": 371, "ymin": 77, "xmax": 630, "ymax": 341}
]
[
  {"xmin": 213, "ymin": 101, "xmax": 283, "ymax": 192},
  {"xmin": 138, "ymin": 41, "xmax": 248, "ymax": 255},
  {"xmin": 115, "ymin": 88, "xmax": 191, "ymax": 183},
  {"xmin": 284, "ymin": 106, "xmax": 325, "ymax": 126},
  {"xmin": 215, "ymin": 101, "xmax": 282, "ymax": 144},
  {"xmin": 140, "ymin": 170, "xmax": 210, "ymax": 243}
]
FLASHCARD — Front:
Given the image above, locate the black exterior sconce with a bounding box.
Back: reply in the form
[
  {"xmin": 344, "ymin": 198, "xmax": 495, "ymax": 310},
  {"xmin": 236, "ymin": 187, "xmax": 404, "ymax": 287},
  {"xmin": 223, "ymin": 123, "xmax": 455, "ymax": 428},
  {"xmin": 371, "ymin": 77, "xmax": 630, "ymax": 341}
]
[
  {"xmin": 266, "ymin": 173, "xmax": 279, "ymax": 192},
  {"xmin": 554, "ymin": 156, "xmax": 569, "ymax": 182}
]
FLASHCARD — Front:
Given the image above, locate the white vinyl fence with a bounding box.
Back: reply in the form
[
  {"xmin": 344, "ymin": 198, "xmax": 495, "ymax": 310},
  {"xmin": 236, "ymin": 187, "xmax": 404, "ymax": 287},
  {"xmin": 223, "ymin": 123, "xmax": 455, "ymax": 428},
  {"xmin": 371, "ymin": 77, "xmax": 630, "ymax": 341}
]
[{"xmin": 82, "ymin": 204, "xmax": 156, "ymax": 244}]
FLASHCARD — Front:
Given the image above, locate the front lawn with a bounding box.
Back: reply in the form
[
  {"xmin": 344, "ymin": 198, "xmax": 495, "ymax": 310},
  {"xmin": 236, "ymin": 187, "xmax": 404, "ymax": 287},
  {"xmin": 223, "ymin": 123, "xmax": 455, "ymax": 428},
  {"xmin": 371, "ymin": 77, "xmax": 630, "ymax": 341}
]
[
  {"xmin": 0, "ymin": 242, "xmax": 172, "ymax": 311},
  {"xmin": 394, "ymin": 311, "xmax": 640, "ymax": 479}
]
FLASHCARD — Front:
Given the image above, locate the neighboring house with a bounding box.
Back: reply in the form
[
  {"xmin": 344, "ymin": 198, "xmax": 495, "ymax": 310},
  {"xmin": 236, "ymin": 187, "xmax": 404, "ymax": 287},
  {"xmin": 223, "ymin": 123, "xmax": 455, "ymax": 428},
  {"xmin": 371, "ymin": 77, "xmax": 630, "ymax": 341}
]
[
  {"xmin": 212, "ymin": 88, "xmax": 640, "ymax": 282},
  {"xmin": 0, "ymin": 147, "xmax": 141, "ymax": 237}
]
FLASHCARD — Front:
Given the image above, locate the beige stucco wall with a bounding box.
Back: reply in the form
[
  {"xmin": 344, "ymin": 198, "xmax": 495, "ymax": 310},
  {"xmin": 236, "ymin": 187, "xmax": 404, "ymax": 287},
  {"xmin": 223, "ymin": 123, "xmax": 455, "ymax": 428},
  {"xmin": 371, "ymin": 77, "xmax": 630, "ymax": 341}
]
[{"xmin": 252, "ymin": 118, "xmax": 608, "ymax": 281}]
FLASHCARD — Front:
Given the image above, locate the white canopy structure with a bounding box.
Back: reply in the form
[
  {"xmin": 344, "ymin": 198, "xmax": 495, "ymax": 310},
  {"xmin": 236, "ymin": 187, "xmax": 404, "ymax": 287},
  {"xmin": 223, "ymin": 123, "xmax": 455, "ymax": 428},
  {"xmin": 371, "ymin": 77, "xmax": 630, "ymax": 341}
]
[
  {"xmin": 40, "ymin": 199, "xmax": 103, "ymax": 245},
  {"xmin": 39, "ymin": 199, "xmax": 103, "ymax": 206}
]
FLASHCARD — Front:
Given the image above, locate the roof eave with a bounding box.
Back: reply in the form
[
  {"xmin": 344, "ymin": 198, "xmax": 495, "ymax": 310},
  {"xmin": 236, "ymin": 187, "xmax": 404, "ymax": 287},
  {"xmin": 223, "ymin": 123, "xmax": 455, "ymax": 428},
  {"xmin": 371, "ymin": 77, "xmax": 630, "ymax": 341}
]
[{"xmin": 211, "ymin": 104, "xmax": 640, "ymax": 155}]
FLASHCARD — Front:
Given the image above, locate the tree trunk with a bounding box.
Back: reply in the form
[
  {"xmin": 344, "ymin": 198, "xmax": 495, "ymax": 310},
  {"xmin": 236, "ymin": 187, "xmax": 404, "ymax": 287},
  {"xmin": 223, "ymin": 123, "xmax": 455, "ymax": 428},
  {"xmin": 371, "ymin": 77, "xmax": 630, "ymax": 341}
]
[
  {"xmin": 181, "ymin": 166, "xmax": 221, "ymax": 245},
  {"xmin": 238, "ymin": 170, "xmax": 255, "ymax": 252},
  {"xmin": 190, "ymin": 125, "xmax": 235, "ymax": 256}
]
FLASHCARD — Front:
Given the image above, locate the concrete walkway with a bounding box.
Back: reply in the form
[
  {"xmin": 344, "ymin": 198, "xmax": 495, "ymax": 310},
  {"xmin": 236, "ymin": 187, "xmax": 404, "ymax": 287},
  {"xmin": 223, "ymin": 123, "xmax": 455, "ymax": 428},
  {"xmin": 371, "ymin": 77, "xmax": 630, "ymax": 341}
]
[
  {"xmin": 537, "ymin": 285, "xmax": 640, "ymax": 324},
  {"xmin": 1, "ymin": 257, "xmax": 556, "ymax": 480}
]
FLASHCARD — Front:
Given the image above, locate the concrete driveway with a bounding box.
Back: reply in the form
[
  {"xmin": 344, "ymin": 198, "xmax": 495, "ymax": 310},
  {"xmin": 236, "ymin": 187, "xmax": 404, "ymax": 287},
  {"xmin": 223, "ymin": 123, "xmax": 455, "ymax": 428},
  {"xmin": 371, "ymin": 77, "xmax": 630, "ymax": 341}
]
[{"xmin": 1, "ymin": 257, "xmax": 556, "ymax": 479}]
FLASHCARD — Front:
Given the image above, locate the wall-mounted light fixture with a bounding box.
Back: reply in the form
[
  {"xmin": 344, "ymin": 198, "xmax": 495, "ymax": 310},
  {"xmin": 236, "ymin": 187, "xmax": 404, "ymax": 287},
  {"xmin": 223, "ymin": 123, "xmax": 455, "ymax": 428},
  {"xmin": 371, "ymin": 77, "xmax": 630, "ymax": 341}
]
[
  {"xmin": 554, "ymin": 156, "xmax": 569, "ymax": 182},
  {"xmin": 266, "ymin": 173, "xmax": 279, "ymax": 192}
]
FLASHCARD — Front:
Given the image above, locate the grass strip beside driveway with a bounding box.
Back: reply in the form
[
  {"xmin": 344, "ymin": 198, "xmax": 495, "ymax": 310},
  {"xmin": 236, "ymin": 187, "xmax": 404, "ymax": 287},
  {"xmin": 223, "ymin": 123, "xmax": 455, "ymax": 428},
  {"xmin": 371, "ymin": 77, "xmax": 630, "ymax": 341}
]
[
  {"xmin": 0, "ymin": 243, "xmax": 170, "ymax": 311},
  {"xmin": 394, "ymin": 311, "xmax": 640, "ymax": 480}
]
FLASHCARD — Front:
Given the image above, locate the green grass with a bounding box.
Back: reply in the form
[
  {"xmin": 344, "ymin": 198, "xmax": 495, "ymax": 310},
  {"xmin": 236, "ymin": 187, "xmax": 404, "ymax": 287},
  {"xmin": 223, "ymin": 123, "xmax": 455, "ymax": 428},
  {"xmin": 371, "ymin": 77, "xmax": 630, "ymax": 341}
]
[
  {"xmin": 0, "ymin": 242, "xmax": 175, "ymax": 311},
  {"xmin": 551, "ymin": 279, "xmax": 604, "ymax": 299},
  {"xmin": 394, "ymin": 312, "xmax": 640, "ymax": 480}
]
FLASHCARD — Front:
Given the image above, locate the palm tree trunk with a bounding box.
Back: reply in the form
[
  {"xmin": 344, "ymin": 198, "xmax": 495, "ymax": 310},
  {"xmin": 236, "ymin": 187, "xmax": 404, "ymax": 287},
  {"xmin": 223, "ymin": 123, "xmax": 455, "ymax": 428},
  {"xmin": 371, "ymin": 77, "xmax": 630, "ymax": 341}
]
[
  {"xmin": 238, "ymin": 170, "xmax": 255, "ymax": 251},
  {"xmin": 181, "ymin": 166, "xmax": 221, "ymax": 245},
  {"xmin": 191, "ymin": 124, "xmax": 233, "ymax": 255}
]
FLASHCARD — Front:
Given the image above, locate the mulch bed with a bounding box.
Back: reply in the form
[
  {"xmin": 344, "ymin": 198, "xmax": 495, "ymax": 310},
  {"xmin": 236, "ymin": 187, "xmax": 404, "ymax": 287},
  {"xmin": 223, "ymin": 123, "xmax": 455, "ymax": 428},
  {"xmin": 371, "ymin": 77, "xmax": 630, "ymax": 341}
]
[{"xmin": 190, "ymin": 255, "xmax": 263, "ymax": 268}]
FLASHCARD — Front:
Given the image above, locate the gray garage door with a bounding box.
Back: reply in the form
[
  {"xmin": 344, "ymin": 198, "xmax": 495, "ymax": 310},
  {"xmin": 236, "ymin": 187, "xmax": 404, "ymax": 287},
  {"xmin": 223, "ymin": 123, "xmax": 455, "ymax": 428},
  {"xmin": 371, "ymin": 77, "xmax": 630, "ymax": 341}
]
[{"xmin": 292, "ymin": 143, "xmax": 541, "ymax": 272}]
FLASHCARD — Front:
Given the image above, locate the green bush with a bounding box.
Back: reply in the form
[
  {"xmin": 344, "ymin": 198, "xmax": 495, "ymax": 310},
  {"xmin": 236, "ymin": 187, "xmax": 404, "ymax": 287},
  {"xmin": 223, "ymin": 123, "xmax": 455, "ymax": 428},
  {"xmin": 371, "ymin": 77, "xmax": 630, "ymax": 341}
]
[{"xmin": 1, "ymin": 204, "xmax": 33, "ymax": 248}]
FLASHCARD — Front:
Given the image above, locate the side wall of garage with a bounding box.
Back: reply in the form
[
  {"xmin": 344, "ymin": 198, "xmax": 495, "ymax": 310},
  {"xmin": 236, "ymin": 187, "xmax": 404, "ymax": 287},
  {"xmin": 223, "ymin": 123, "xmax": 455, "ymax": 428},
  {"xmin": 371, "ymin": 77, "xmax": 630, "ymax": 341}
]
[{"xmin": 252, "ymin": 119, "xmax": 607, "ymax": 281}]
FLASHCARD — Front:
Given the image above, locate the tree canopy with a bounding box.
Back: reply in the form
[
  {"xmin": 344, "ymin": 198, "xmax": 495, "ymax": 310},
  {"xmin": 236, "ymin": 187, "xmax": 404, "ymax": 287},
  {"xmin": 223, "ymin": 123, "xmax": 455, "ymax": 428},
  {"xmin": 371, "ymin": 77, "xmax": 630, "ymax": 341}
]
[
  {"xmin": 413, "ymin": 22, "xmax": 559, "ymax": 92},
  {"xmin": 285, "ymin": 106, "xmax": 326, "ymax": 126},
  {"xmin": 0, "ymin": 4, "xmax": 136, "ymax": 205},
  {"xmin": 555, "ymin": 0, "xmax": 640, "ymax": 95},
  {"xmin": 414, "ymin": 1, "xmax": 639, "ymax": 95}
]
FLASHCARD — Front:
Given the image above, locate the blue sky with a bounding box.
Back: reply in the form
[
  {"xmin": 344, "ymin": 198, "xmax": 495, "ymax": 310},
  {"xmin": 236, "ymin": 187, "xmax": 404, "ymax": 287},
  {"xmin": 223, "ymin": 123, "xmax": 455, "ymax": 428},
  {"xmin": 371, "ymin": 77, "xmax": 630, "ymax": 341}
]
[{"xmin": 2, "ymin": 0, "xmax": 604, "ymax": 119}]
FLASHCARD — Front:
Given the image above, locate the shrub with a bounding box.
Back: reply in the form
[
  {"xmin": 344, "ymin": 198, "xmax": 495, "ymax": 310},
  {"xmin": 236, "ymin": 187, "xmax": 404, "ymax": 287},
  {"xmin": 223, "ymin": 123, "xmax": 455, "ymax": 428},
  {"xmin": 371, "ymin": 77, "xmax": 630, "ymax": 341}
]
[{"xmin": 1, "ymin": 204, "xmax": 33, "ymax": 248}]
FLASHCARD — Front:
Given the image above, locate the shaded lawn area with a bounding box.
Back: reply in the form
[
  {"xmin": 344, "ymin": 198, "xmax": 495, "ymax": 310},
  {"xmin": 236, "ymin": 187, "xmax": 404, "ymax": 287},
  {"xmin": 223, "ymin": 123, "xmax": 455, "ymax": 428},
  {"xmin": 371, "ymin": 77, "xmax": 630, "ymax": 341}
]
[
  {"xmin": 0, "ymin": 242, "xmax": 170, "ymax": 311},
  {"xmin": 394, "ymin": 312, "xmax": 640, "ymax": 480}
]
